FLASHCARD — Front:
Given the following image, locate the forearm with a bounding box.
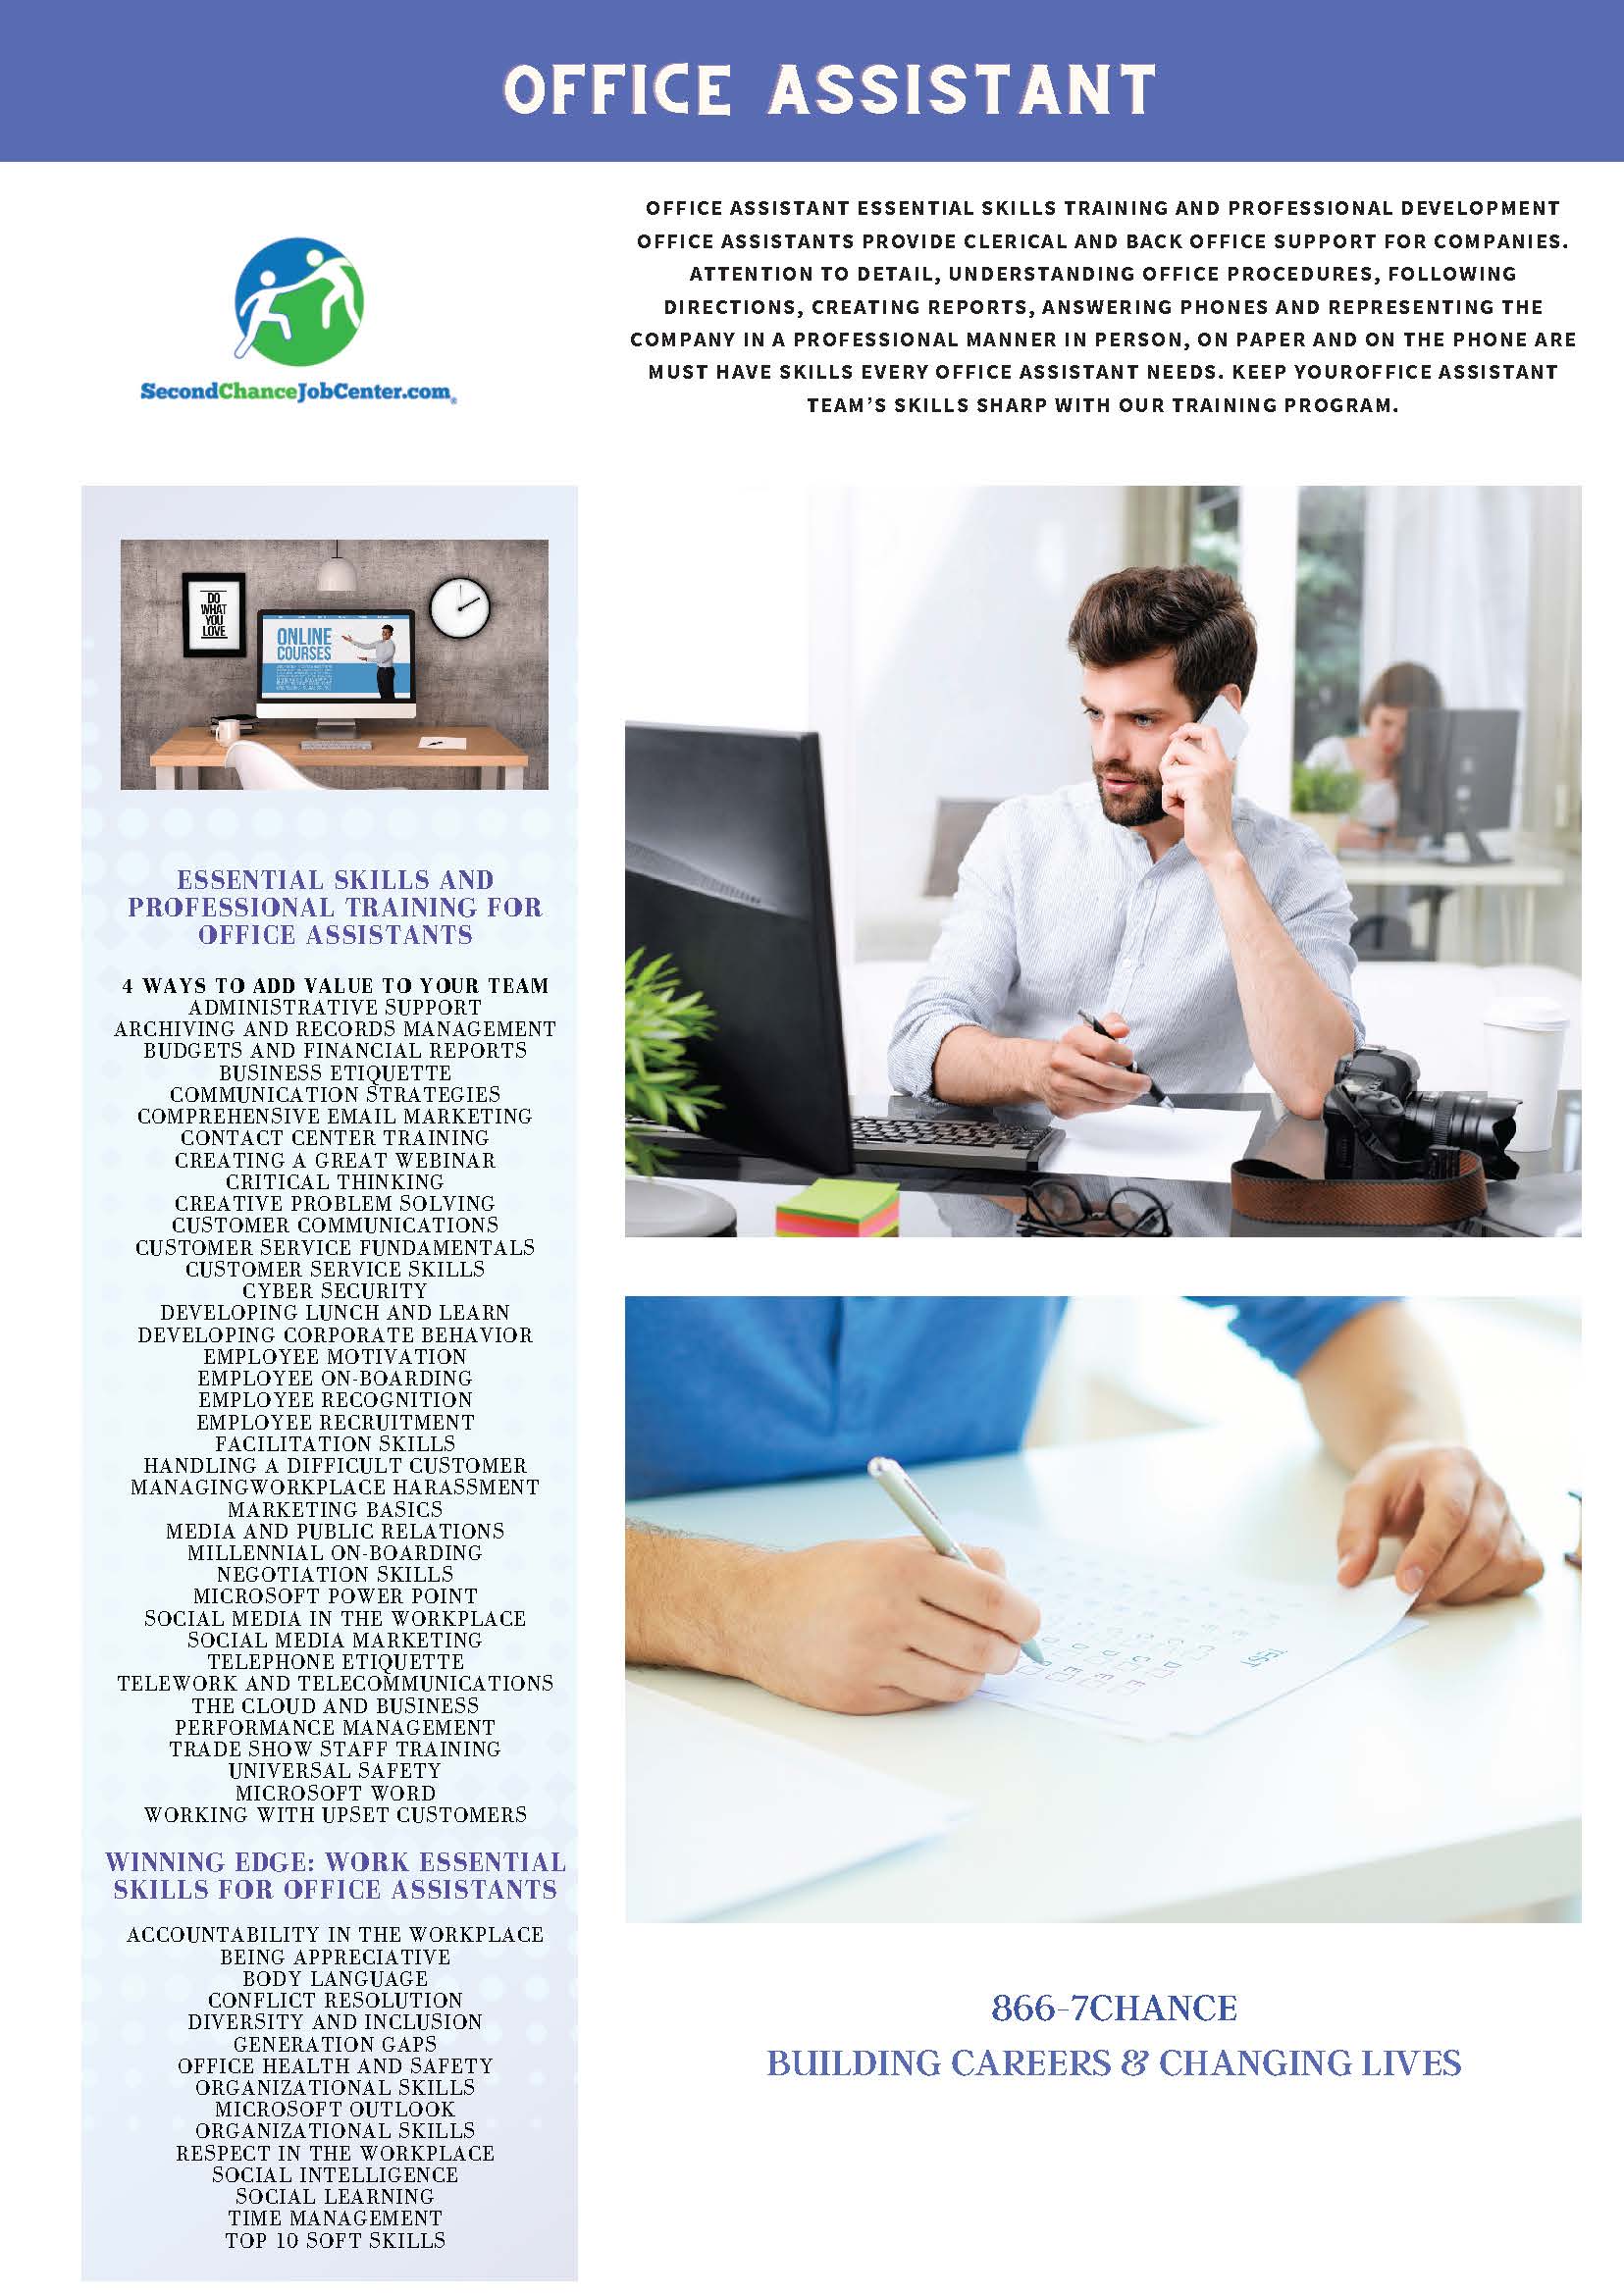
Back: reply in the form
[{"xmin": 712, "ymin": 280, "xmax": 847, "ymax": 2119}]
[
  {"xmin": 1206, "ymin": 850, "xmax": 1354, "ymax": 1115},
  {"xmin": 625, "ymin": 1523, "xmax": 766, "ymax": 1674},
  {"xmin": 929, "ymin": 1023, "xmax": 1045, "ymax": 1105},
  {"xmin": 1296, "ymin": 1303, "xmax": 1465, "ymax": 1474}
]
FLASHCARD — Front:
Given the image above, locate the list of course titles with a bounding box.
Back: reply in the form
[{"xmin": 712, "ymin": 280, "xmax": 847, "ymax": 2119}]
[{"xmin": 82, "ymin": 827, "xmax": 576, "ymax": 2277}]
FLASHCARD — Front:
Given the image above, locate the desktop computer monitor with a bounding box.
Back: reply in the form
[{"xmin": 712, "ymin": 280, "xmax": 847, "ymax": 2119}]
[
  {"xmin": 625, "ymin": 723, "xmax": 855, "ymax": 1175},
  {"xmin": 1397, "ymin": 706, "xmax": 1519, "ymax": 861},
  {"xmin": 257, "ymin": 608, "xmax": 417, "ymax": 727}
]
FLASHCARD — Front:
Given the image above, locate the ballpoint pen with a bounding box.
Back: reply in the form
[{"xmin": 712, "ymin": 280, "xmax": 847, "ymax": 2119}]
[
  {"xmin": 867, "ymin": 1456, "xmax": 1046, "ymax": 1665},
  {"xmin": 1075, "ymin": 1009, "xmax": 1175, "ymax": 1107}
]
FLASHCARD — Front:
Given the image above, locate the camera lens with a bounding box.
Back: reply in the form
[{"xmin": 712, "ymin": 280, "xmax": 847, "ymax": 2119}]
[{"xmin": 1406, "ymin": 1090, "xmax": 1520, "ymax": 1181}]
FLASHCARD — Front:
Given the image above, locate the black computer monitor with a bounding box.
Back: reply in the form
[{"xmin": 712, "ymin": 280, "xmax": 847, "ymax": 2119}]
[
  {"xmin": 1397, "ymin": 706, "xmax": 1519, "ymax": 862},
  {"xmin": 625, "ymin": 723, "xmax": 855, "ymax": 1174},
  {"xmin": 257, "ymin": 608, "xmax": 418, "ymax": 730}
]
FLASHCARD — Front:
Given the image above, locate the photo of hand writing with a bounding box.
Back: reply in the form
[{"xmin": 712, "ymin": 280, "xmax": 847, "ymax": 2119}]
[{"xmin": 623, "ymin": 1294, "xmax": 1578, "ymax": 1924}]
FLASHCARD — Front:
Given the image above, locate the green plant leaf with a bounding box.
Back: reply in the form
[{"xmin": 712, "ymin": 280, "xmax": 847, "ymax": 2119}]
[
  {"xmin": 1291, "ymin": 759, "xmax": 1364, "ymax": 815},
  {"xmin": 626, "ymin": 949, "xmax": 723, "ymax": 1169}
]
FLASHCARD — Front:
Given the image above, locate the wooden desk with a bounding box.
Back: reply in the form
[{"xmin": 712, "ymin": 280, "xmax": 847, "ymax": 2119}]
[
  {"xmin": 629, "ymin": 1430, "xmax": 1581, "ymax": 1921},
  {"xmin": 149, "ymin": 724, "xmax": 529, "ymax": 792}
]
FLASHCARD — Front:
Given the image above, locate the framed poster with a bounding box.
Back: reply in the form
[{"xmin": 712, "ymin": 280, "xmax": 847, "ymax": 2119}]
[{"xmin": 181, "ymin": 569, "xmax": 245, "ymax": 656}]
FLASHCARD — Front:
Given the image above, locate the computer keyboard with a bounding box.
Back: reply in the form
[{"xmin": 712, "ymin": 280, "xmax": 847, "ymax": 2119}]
[
  {"xmin": 850, "ymin": 1111, "xmax": 1057, "ymax": 1173},
  {"xmin": 629, "ymin": 1108, "xmax": 1058, "ymax": 1174},
  {"xmin": 300, "ymin": 738, "xmax": 373, "ymax": 752}
]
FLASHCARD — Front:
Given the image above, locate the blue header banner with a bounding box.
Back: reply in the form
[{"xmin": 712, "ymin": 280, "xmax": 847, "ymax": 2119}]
[{"xmin": 7, "ymin": 0, "xmax": 1622, "ymax": 161}]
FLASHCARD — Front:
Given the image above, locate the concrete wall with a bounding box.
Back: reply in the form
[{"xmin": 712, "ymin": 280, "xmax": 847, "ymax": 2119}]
[{"xmin": 120, "ymin": 539, "xmax": 549, "ymax": 790}]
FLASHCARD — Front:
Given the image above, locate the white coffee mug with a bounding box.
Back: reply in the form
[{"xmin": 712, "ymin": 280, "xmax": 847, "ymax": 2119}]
[
  {"xmin": 1483, "ymin": 995, "xmax": 1569, "ymax": 1153},
  {"xmin": 215, "ymin": 717, "xmax": 241, "ymax": 747}
]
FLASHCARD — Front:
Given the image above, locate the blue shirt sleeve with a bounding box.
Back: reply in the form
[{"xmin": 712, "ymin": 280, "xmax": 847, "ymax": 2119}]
[
  {"xmin": 1189, "ymin": 1296, "xmax": 1395, "ymax": 1378},
  {"xmin": 626, "ymin": 1297, "xmax": 1069, "ymax": 1500}
]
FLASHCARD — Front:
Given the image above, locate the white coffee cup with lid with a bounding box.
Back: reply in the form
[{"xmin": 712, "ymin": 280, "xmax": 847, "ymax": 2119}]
[{"xmin": 1482, "ymin": 995, "xmax": 1569, "ymax": 1152}]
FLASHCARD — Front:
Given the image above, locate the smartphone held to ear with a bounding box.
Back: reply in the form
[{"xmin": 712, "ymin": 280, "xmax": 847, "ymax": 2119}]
[{"xmin": 1198, "ymin": 694, "xmax": 1249, "ymax": 755}]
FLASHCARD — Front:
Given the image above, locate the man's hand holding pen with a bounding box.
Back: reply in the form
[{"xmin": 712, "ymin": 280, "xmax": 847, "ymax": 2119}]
[
  {"xmin": 1030, "ymin": 1012, "xmax": 1151, "ymax": 1117},
  {"xmin": 1029, "ymin": 1009, "xmax": 1170, "ymax": 1118}
]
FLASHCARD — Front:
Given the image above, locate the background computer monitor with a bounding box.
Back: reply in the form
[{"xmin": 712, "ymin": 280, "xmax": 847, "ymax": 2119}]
[
  {"xmin": 1397, "ymin": 706, "xmax": 1519, "ymax": 861},
  {"xmin": 257, "ymin": 608, "xmax": 417, "ymax": 722},
  {"xmin": 625, "ymin": 723, "xmax": 854, "ymax": 1175}
]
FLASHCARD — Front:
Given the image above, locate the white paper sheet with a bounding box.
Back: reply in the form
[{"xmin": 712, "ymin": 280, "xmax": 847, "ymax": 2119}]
[
  {"xmin": 1045, "ymin": 1102, "xmax": 1261, "ymax": 1183},
  {"xmin": 626, "ymin": 1684, "xmax": 971, "ymax": 1920},
  {"xmin": 418, "ymin": 735, "xmax": 467, "ymax": 750},
  {"xmin": 959, "ymin": 1517, "xmax": 1425, "ymax": 1740}
]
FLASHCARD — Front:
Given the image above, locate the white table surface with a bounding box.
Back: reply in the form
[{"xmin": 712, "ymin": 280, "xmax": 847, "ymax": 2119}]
[
  {"xmin": 1337, "ymin": 852, "xmax": 1568, "ymax": 888},
  {"xmin": 1337, "ymin": 847, "xmax": 1573, "ymax": 962},
  {"xmin": 628, "ymin": 1429, "xmax": 1581, "ymax": 1922},
  {"xmin": 639, "ymin": 1176, "xmax": 983, "ymax": 1236}
]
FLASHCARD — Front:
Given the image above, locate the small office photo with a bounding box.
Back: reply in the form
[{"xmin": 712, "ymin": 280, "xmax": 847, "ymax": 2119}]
[
  {"xmin": 624, "ymin": 1293, "xmax": 1581, "ymax": 1925},
  {"xmin": 622, "ymin": 484, "xmax": 1580, "ymax": 1237},
  {"xmin": 120, "ymin": 515, "xmax": 550, "ymax": 791}
]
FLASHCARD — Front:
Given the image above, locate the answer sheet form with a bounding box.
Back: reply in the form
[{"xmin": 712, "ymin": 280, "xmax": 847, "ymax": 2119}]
[{"xmin": 960, "ymin": 1516, "xmax": 1425, "ymax": 1740}]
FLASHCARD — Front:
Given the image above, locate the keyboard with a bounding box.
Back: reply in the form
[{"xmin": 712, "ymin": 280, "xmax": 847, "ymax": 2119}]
[
  {"xmin": 850, "ymin": 1111, "xmax": 1057, "ymax": 1173},
  {"xmin": 631, "ymin": 1109, "xmax": 1058, "ymax": 1175},
  {"xmin": 300, "ymin": 738, "xmax": 373, "ymax": 752}
]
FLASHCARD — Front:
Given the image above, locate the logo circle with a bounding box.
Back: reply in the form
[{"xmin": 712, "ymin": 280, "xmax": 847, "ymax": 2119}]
[{"xmin": 233, "ymin": 237, "xmax": 364, "ymax": 367}]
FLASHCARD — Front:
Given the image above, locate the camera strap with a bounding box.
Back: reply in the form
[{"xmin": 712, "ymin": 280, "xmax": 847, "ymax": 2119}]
[{"xmin": 1229, "ymin": 1149, "xmax": 1490, "ymax": 1228}]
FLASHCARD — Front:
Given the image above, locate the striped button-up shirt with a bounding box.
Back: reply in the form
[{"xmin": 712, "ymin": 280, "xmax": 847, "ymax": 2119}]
[{"xmin": 888, "ymin": 783, "xmax": 1362, "ymax": 1098}]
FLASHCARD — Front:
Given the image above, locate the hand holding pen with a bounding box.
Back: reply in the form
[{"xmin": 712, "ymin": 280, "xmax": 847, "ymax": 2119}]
[
  {"xmin": 1074, "ymin": 1010, "xmax": 1174, "ymax": 1108},
  {"xmin": 1028, "ymin": 1010, "xmax": 1172, "ymax": 1118},
  {"xmin": 869, "ymin": 1458, "xmax": 1045, "ymax": 1665}
]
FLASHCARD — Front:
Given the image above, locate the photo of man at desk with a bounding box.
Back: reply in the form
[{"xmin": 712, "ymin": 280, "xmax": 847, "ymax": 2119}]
[
  {"xmin": 889, "ymin": 565, "xmax": 1361, "ymax": 1122},
  {"xmin": 623, "ymin": 483, "xmax": 1580, "ymax": 1235},
  {"xmin": 626, "ymin": 1294, "xmax": 1577, "ymax": 1923}
]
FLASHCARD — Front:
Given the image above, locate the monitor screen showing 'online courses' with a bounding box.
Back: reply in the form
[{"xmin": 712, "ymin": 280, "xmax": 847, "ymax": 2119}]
[{"xmin": 257, "ymin": 609, "xmax": 416, "ymax": 713}]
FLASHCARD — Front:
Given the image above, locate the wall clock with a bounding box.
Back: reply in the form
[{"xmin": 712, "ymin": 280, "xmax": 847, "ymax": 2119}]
[{"xmin": 430, "ymin": 575, "xmax": 492, "ymax": 638}]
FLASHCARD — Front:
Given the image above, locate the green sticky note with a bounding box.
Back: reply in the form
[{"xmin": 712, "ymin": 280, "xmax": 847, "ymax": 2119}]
[{"xmin": 777, "ymin": 1177, "xmax": 901, "ymax": 1228}]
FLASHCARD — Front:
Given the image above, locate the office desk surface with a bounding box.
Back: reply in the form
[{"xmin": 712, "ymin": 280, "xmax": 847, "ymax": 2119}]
[
  {"xmin": 628, "ymin": 1431, "xmax": 1580, "ymax": 1922},
  {"xmin": 1341, "ymin": 845, "xmax": 1571, "ymax": 886},
  {"xmin": 1336, "ymin": 847, "xmax": 1573, "ymax": 963},
  {"xmin": 647, "ymin": 1091, "xmax": 1580, "ymax": 1238},
  {"xmin": 1337, "ymin": 852, "xmax": 1569, "ymax": 889},
  {"xmin": 150, "ymin": 724, "xmax": 529, "ymax": 787},
  {"xmin": 651, "ymin": 1092, "xmax": 1270, "ymax": 1238}
]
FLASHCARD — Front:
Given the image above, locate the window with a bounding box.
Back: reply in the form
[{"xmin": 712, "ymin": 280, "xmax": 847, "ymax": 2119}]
[
  {"xmin": 1190, "ymin": 484, "xmax": 1239, "ymax": 578},
  {"xmin": 1293, "ymin": 485, "xmax": 1367, "ymax": 761}
]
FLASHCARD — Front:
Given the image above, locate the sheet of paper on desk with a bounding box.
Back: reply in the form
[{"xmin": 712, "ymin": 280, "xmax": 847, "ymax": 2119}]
[
  {"xmin": 958, "ymin": 1518, "xmax": 1426, "ymax": 1740},
  {"xmin": 1045, "ymin": 1103, "xmax": 1262, "ymax": 1183},
  {"xmin": 626, "ymin": 1684, "xmax": 971, "ymax": 1920},
  {"xmin": 418, "ymin": 735, "xmax": 467, "ymax": 750}
]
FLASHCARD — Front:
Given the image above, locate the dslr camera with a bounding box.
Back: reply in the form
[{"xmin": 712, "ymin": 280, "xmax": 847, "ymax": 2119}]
[{"xmin": 1323, "ymin": 1045, "xmax": 1519, "ymax": 1183}]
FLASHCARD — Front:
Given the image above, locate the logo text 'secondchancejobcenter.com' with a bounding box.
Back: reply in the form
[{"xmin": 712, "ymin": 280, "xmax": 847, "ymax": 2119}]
[
  {"xmin": 138, "ymin": 235, "xmax": 456, "ymax": 403},
  {"xmin": 140, "ymin": 380, "xmax": 457, "ymax": 402}
]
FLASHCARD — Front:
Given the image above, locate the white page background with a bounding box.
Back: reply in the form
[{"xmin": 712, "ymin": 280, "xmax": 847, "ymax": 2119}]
[{"xmin": 1, "ymin": 152, "xmax": 1607, "ymax": 2296}]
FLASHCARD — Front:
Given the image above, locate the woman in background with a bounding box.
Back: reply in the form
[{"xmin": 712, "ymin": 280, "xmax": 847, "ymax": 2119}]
[{"xmin": 1303, "ymin": 660, "xmax": 1443, "ymax": 851}]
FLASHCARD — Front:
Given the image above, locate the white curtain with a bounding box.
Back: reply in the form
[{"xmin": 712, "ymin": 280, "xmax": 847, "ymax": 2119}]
[
  {"xmin": 1522, "ymin": 489, "xmax": 1582, "ymax": 847},
  {"xmin": 1360, "ymin": 486, "xmax": 1581, "ymax": 845},
  {"xmin": 1360, "ymin": 487, "xmax": 1533, "ymax": 717}
]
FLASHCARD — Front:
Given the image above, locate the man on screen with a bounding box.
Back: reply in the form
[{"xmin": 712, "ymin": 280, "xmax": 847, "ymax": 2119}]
[
  {"xmin": 342, "ymin": 624, "xmax": 397, "ymax": 703},
  {"xmin": 888, "ymin": 565, "xmax": 1361, "ymax": 1120}
]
